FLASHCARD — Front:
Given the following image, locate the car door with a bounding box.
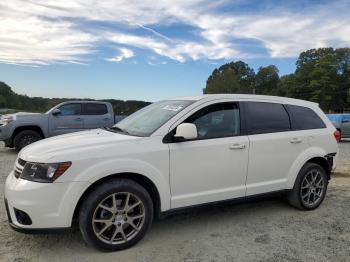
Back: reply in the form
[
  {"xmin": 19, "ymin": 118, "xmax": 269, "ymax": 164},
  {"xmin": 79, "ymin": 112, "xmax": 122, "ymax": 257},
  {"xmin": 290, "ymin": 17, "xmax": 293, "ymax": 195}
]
[
  {"xmin": 169, "ymin": 101, "xmax": 249, "ymax": 208},
  {"xmin": 48, "ymin": 103, "xmax": 84, "ymax": 136},
  {"xmin": 341, "ymin": 114, "xmax": 350, "ymax": 137},
  {"xmin": 82, "ymin": 103, "xmax": 113, "ymax": 129},
  {"xmin": 243, "ymin": 101, "xmax": 309, "ymax": 196}
]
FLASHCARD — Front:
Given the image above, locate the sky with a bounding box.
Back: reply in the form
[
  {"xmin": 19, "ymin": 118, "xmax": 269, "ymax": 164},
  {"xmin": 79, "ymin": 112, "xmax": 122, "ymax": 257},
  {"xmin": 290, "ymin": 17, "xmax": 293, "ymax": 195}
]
[{"xmin": 1, "ymin": 0, "xmax": 350, "ymax": 101}]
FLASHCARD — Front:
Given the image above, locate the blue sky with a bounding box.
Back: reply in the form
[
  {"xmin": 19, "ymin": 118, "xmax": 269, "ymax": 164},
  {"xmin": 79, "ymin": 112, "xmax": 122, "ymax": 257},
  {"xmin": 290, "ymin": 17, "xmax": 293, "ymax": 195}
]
[{"xmin": 0, "ymin": 0, "xmax": 349, "ymax": 101}]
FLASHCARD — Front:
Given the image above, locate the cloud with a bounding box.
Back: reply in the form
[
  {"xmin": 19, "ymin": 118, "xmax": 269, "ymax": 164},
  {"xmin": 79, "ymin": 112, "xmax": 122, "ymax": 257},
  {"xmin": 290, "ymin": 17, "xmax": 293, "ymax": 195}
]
[
  {"xmin": 105, "ymin": 32, "xmax": 241, "ymax": 63},
  {"xmin": 0, "ymin": 0, "xmax": 350, "ymax": 65},
  {"xmin": 0, "ymin": 14, "xmax": 96, "ymax": 65},
  {"xmin": 106, "ymin": 48, "xmax": 135, "ymax": 62},
  {"xmin": 230, "ymin": 12, "xmax": 350, "ymax": 58}
]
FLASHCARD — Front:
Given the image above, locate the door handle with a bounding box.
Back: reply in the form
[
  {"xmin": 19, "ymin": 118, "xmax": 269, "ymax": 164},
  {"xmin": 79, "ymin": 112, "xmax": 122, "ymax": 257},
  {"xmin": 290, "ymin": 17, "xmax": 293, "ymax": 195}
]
[
  {"xmin": 75, "ymin": 117, "xmax": 83, "ymax": 121},
  {"xmin": 103, "ymin": 118, "xmax": 111, "ymax": 121},
  {"xmin": 290, "ymin": 137, "xmax": 302, "ymax": 144},
  {"xmin": 229, "ymin": 143, "xmax": 246, "ymax": 150}
]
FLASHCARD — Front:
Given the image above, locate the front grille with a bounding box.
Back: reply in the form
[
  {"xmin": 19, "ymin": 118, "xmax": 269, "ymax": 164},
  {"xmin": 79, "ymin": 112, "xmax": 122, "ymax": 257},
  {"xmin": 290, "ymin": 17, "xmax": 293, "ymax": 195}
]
[{"xmin": 14, "ymin": 158, "xmax": 26, "ymax": 178}]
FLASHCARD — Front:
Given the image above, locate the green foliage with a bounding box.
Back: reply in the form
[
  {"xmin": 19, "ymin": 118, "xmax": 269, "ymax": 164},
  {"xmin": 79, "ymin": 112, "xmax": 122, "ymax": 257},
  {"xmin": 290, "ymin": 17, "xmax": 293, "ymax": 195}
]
[
  {"xmin": 255, "ymin": 65, "xmax": 280, "ymax": 95},
  {"xmin": 204, "ymin": 48, "xmax": 350, "ymax": 112},
  {"xmin": 204, "ymin": 61, "xmax": 255, "ymax": 94},
  {"xmin": 0, "ymin": 82, "xmax": 150, "ymax": 115}
]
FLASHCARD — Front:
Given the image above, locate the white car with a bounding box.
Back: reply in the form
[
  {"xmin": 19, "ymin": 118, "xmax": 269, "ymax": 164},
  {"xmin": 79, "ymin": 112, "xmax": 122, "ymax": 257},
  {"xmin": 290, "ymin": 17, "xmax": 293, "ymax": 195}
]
[{"xmin": 5, "ymin": 94, "xmax": 339, "ymax": 251}]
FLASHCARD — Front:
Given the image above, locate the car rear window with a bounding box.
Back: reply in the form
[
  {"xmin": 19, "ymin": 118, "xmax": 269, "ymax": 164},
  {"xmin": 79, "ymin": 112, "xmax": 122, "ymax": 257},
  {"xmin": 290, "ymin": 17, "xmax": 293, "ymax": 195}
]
[
  {"xmin": 245, "ymin": 102, "xmax": 291, "ymax": 135},
  {"xmin": 83, "ymin": 103, "xmax": 108, "ymax": 115},
  {"xmin": 286, "ymin": 105, "xmax": 326, "ymax": 130}
]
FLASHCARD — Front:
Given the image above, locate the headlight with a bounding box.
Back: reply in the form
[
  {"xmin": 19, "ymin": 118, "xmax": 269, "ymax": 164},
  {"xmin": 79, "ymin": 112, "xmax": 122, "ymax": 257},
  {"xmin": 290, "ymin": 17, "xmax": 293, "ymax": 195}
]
[
  {"xmin": 21, "ymin": 162, "xmax": 71, "ymax": 183},
  {"xmin": 0, "ymin": 115, "xmax": 16, "ymax": 126}
]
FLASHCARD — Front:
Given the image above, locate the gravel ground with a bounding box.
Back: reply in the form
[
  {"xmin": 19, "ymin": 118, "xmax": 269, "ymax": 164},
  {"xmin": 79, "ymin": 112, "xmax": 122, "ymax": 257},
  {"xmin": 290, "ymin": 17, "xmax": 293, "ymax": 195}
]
[{"xmin": 0, "ymin": 141, "xmax": 350, "ymax": 262}]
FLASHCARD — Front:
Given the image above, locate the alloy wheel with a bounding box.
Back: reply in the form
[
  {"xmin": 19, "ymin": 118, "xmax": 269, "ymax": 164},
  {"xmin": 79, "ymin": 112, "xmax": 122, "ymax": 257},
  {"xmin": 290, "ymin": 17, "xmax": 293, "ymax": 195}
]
[
  {"xmin": 21, "ymin": 135, "xmax": 37, "ymax": 147},
  {"xmin": 300, "ymin": 169, "xmax": 325, "ymax": 207},
  {"xmin": 92, "ymin": 192, "xmax": 145, "ymax": 245}
]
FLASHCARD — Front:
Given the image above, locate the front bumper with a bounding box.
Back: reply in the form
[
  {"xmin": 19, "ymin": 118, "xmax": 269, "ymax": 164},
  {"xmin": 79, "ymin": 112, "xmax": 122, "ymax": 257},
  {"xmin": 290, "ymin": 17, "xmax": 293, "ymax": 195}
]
[
  {"xmin": 4, "ymin": 171, "xmax": 90, "ymax": 230},
  {"xmin": 0, "ymin": 124, "xmax": 12, "ymax": 141}
]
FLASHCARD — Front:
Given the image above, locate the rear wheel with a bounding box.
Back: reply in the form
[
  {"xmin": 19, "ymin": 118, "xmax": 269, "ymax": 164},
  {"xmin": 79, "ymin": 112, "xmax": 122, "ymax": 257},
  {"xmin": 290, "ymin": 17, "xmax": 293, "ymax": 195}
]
[
  {"xmin": 13, "ymin": 130, "xmax": 42, "ymax": 151},
  {"xmin": 287, "ymin": 163, "xmax": 328, "ymax": 210},
  {"xmin": 79, "ymin": 179, "xmax": 153, "ymax": 251}
]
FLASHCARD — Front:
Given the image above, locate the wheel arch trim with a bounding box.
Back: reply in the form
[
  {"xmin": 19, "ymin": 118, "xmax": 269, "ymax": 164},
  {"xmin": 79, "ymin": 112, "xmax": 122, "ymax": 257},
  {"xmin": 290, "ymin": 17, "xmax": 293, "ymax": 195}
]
[
  {"xmin": 68, "ymin": 159, "xmax": 170, "ymax": 226},
  {"xmin": 286, "ymin": 147, "xmax": 329, "ymax": 189}
]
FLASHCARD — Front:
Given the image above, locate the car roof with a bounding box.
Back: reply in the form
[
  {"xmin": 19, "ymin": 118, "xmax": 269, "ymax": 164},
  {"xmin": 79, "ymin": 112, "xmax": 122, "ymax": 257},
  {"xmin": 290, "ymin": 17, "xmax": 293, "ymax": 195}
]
[{"xmin": 170, "ymin": 94, "xmax": 318, "ymax": 107}]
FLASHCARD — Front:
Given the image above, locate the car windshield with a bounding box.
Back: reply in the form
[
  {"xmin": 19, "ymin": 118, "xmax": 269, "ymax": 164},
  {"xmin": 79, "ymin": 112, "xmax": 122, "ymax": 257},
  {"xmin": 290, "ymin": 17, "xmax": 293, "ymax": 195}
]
[{"xmin": 111, "ymin": 100, "xmax": 194, "ymax": 137}]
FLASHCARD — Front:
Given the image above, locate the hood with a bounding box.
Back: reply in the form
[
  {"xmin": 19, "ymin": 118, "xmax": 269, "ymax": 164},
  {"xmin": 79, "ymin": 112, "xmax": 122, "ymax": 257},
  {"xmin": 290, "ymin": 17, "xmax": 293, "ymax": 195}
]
[
  {"xmin": 19, "ymin": 129, "xmax": 142, "ymax": 162},
  {"xmin": 15, "ymin": 112, "xmax": 41, "ymax": 115},
  {"xmin": 5, "ymin": 112, "xmax": 42, "ymax": 118},
  {"xmin": 0, "ymin": 112, "xmax": 44, "ymax": 124}
]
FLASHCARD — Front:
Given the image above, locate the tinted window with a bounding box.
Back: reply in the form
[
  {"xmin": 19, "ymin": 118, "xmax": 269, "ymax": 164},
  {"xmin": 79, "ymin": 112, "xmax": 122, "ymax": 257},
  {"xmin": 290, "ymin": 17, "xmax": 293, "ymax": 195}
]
[
  {"xmin": 83, "ymin": 103, "xmax": 108, "ymax": 115},
  {"xmin": 58, "ymin": 103, "xmax": 81, "ymax": 116},
  {"xmin": 184, "ymin": 103, "xmax": 240, "ymax": 139},
  {"xmin": 286, "ymin": 105, "xmax": 326, "ymax": 130},
  {"xmin": 245, "ymin": 102, "xmax": 290, "ymax": 134}
]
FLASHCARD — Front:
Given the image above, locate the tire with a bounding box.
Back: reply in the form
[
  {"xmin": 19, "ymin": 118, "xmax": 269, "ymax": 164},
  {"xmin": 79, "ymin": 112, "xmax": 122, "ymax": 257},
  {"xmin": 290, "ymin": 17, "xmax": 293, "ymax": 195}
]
[
  {"xmin": 79, "ymin": 179, "xmax": 154, "ymax": 251},
  {"xmin": 13, "ymin": 130, "xmax": 42, "ymax": 151},
  {"xmin": 287, "ymin": 163, "xmax": 328, "ymax": 210}
]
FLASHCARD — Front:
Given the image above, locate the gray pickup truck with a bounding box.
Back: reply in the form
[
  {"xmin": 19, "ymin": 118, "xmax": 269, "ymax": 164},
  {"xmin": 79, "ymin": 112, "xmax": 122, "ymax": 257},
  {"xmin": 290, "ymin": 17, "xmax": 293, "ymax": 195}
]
[{"xmin": 0, "ymin": 101, "xmax": 116, "ymax": 151}]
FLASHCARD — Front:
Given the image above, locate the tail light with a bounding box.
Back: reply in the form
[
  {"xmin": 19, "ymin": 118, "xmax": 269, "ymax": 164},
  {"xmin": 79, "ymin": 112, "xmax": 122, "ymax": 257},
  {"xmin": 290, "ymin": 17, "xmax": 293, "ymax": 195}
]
[{"xmin": 333, "ymin": 130, "xmax": 341, "ymax": 143}]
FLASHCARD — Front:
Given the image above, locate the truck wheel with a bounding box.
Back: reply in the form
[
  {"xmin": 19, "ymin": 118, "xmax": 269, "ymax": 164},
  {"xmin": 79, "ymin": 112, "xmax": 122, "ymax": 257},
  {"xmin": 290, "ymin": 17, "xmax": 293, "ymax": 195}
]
[
  {"xmin": 79, "ymin": 179, "xmax": 154, "ymax": 251},
  {"xmin": 287, "ymin": 163, "xmax": 328, "ymax": 210},
  {"xmin": 13, "ymin": 130, "xmax": 42, "ymax": 151}
]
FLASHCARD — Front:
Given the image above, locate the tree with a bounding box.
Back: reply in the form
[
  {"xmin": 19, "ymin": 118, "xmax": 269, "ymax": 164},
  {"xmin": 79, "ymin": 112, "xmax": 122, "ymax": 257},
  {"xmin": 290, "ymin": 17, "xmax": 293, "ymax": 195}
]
[
  {"xmin": 204, "ymin": 61, "xmax": 255, "ymax": 94},
  {"xmin": 278, "ymin": 74, "xmax": 297, "ymax": 97},
  {"xmin": 255, "ymin": 65, "xmax": 280, "ymax": 95},
  {"xmin": 293, "ymin": 48, "xmax": 349, "ymax": 112},
  {"xmin": 0, "ymin": 82, "xmax": 150, "ymax": 114},
  {"xmin": 203, "ymin": 48, "xmax": 350, "ymax": 112}
]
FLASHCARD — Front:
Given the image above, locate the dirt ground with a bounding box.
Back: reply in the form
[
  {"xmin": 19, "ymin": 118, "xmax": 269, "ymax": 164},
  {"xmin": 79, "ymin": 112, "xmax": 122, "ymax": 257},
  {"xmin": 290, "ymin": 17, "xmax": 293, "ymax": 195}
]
[{"xmin": 0, "ymin": 141, "xmax": 350, "ymax": 262}]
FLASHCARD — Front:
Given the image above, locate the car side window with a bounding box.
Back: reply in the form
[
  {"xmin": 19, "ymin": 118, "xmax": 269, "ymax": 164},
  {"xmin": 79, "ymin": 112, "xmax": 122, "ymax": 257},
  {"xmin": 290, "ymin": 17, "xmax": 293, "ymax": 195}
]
[
  {"xmin": 342, "ymin": 114, "xmax": 350, "ymax": 123},
  {"xmin": 58, "ymin": 103, "xmax": 82, "ymax": 116},
  {"xmin": 83, "ymin": 103, "xmax": 108, "ymax": 115},
  {"xmin": 286, "ymin": 105, "xmax": 326, "ymax": 130},
  {"xmin": 183, "ymin": 102, "xmax": 240, "ymax": 139},
  {"xmin": 245, "ymin": 102, "xmax": 290, "ymax": 135}
]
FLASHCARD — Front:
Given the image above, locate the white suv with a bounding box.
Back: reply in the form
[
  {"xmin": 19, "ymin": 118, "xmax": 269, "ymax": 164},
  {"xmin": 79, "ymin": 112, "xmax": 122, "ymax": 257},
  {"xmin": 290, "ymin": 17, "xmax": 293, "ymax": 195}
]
[{"xmin": 5, "ymin": 94, "xmax": 339, "ymax": 251}]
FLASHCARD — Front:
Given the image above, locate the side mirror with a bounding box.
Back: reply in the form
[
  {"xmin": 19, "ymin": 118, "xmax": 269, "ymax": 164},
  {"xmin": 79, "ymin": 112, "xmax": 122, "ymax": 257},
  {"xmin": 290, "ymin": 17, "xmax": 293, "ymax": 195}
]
[
  {"xmin": 52, "ymin": 108, "xmax": 61, "ymax": 116},
  {"xmin": 174, "ymin": 123, "xmax": 197, "ymax": 141}
]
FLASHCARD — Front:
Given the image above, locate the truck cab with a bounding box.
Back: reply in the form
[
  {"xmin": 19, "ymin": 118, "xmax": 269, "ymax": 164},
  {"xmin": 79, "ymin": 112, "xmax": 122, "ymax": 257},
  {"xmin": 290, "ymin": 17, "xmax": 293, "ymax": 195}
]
[{"xmin": 0, "ymin": 101, "xmax": 115, "ymax": 151}]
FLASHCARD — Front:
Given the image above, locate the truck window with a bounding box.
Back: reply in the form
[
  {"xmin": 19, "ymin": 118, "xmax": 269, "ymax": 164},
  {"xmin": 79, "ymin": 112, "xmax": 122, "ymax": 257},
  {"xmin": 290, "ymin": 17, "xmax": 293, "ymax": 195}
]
[
  {"xmin": 83, "ymin": 104, "xmax": 108, "ymax": 115},
  {"xmin": 59, "ymin": 103, "xmax": 82, "ymax": 116}
]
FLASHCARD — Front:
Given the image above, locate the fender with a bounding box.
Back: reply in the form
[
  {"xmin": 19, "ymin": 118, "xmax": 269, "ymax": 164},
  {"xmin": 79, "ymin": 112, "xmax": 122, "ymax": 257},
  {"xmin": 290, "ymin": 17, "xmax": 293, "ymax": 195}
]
[
  {"xmin": 71, "ymin": 158, "xmax": 171, "ymax": 212},
  {"xmin": 286, "ymin": 146, "xmax": 328, "ymax": 189}
]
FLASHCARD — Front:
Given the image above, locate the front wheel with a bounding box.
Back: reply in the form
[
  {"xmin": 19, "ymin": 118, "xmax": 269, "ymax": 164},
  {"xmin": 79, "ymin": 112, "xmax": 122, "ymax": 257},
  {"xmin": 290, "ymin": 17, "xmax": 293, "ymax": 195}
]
[
  {"xmin": 287, "ymin": 163, "xmax": 328, "ymax": 210},
  {"xmin": 79, "ymin": 179, "xmax": 153, "ymax": 251},
  {"xmin": 13, "ymin": 130, "xmax": 42, "ymax": 151}
]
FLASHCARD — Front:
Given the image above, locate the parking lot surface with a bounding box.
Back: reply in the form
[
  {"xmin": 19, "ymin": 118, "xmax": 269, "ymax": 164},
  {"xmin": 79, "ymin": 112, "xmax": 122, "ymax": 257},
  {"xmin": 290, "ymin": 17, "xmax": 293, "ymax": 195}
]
[{"xmin": 0, "ymin": 141, "xmax": 350, "ymax": 262}]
